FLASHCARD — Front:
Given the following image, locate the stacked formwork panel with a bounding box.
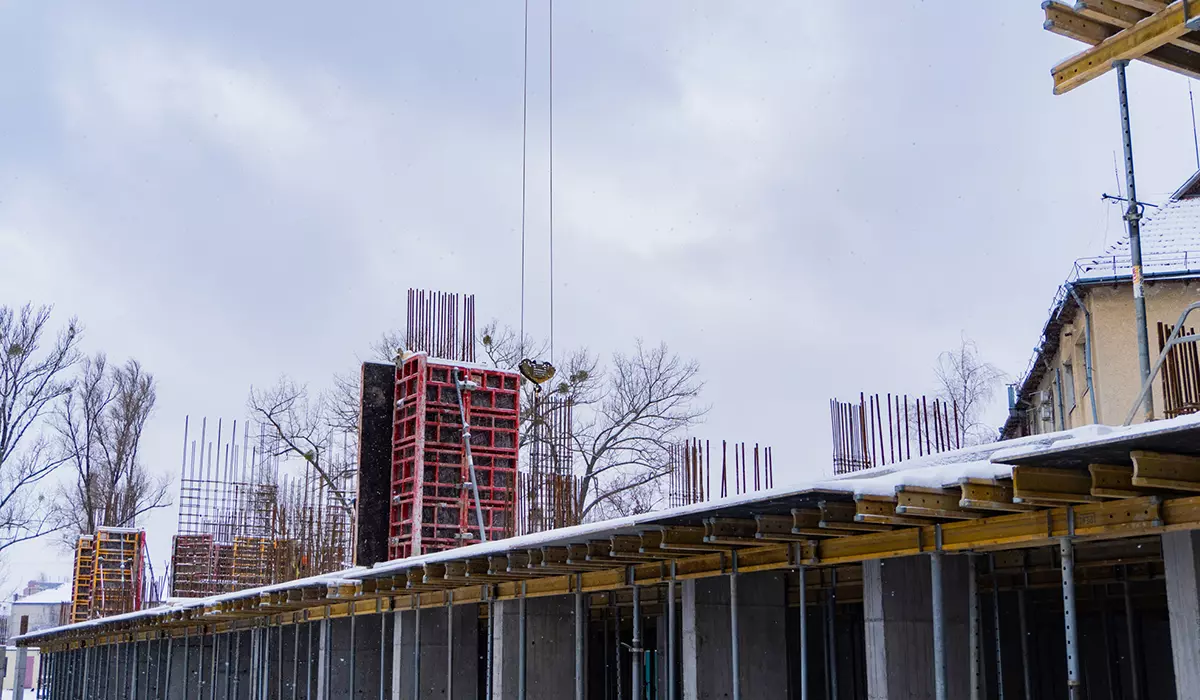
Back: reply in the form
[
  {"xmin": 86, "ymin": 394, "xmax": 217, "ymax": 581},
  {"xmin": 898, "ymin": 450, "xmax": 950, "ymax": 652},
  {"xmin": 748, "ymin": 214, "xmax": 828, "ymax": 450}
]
[
  {"xmin": 389, "ymin": 353, "xmax": 520, "ymax": 559},
  {"xmin": 69, "ymin": 536, "xmax": 94, "ymax": 623},
  {"xmin": 70, "ymin": 528, "xmax": 144, "ymax": 622},
  {"xmin": 91, "ymin": 528, "xmax": 144, "ymax": 618},
  {"xmin": 232, "ymin": 536, "xmax": 274, "ymax": 588},
  {"xmin": 170, "ymin": 534, "xmax": 216, "ymax": 598}
]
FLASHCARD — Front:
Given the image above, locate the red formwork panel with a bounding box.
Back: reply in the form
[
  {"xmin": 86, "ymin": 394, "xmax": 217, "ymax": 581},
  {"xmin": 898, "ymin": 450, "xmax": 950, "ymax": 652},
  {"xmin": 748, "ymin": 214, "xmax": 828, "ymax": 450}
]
[{"xmin": 389, "ymin": 353, "xmax": 520, "ymax": 560}]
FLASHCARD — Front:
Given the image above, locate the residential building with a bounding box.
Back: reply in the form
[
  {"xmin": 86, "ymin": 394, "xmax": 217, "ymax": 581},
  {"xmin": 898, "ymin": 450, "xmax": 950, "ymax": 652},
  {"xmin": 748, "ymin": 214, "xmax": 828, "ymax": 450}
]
[{"xmin": 1003, "ymin": 171, "xmax": 1200, "ymax": 438}]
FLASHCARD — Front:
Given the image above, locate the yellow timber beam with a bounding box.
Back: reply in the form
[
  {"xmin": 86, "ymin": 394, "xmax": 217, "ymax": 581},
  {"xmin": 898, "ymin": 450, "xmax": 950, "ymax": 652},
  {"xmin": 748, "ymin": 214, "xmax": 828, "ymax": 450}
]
[{"xmin": 1047, "ymin": 0, "xmax": 1200, "ymax": 93}]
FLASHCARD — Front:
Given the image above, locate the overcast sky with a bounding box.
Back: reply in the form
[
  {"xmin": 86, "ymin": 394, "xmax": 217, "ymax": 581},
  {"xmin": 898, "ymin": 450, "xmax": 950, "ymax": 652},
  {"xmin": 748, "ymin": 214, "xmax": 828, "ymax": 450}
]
[{"xmin": 4, "ymin": 2, "xmax": 1200, "ymax": 584}]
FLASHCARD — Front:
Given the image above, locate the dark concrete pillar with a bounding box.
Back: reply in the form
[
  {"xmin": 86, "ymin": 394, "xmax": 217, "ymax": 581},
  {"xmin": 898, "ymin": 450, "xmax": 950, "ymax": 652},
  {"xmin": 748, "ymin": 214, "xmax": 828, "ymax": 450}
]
[
  {"xmin": 1163, "ymin": 530, "xmax": 1200, "ymax": 699},
  {"xmin": 680, "ymin": 570, "xmax": 789, "ymax": 699},
  {"xmin": 863, "ymin": 555, "xmax": 971, "ymax": 700}
]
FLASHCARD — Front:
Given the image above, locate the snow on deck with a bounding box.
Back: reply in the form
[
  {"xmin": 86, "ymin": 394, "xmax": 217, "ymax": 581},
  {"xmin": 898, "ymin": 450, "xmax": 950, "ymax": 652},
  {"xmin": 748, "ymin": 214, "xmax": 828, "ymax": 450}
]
[{"xmin": 18, "ymin": 413, "xmax": 1200, "ymax": 644}]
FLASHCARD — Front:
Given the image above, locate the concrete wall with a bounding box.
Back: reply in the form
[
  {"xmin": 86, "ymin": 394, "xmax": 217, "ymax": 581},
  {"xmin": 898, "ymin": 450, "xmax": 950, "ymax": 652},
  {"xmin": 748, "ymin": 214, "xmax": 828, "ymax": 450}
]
[
  {"xmin": 395, "ymin": 604, "xmax": 480, "ymax": 700},
  {"xmin": 491, "ymin": 596, "xmax": 574, "ymax": 699},
  {"xmin": 680, "ymin": 570, "xmax": 789, "ymax": 699}
]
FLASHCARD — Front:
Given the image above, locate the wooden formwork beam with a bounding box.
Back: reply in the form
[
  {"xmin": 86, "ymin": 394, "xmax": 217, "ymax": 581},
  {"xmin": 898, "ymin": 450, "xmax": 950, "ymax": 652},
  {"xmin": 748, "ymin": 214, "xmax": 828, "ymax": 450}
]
[
  {"xmin": 1013, "ymin": 466, "xmax": 1100, "ymax": 505},
  {"xmin": 1131, "ymin": 450, "xmax": 1200, "ymax": 491},
  {"xmin": 959, "ymin": 478, "xmax": 1038, "ymax": 512},
  {"xmin": 1047, "ymin": 0, "xmax": 1200, "ymax": 93},
  {"xmin": 895, "ymin": 485, "xmax": 983, "ymax": 520}
]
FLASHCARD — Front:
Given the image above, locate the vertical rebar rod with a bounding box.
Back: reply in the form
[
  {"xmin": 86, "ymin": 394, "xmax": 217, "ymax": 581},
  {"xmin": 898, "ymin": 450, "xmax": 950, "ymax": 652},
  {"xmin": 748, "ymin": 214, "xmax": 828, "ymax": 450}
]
[
  {"xmin": 1114, "ymin": 59, "xmax": 1154, "ymax": 421},
  {"xmin": 633, "ymin": 581, "xmax": 643, "ymax": 700},
  {"xmin": 518, "ymin": 583, "xmax": 527, "ymax": 700},
  {"xmin": 931, "ymin": 551, "xmax": 947, "ymax": 700},
  {"xmin": 576, "ymin": 575, "xmax": 586, "ymax": 700},
  {"xmin": 729, "ymin": 553, "xmax": 740, "ymax": 700},
  {"xmin": 667, "ymin": 564, "xmax": 677, "ymax": 700},
  {"xmin": 1060, "ymin": 537, "xmax": 1081, "ymax": 699}
]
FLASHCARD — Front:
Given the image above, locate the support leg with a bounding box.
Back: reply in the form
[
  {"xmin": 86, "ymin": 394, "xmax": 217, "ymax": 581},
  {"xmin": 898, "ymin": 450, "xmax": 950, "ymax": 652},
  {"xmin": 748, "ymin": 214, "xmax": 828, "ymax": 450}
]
[
  {"xmin": 931, "ymin": 551, "xmax": 947, "ymax": 700},
  {"xmin": 799, "ymin": 563, "xmax": 808, "ymax": 700},
  {"xmin": 1060, "ymin": 537, "xmax": 1081, "ymax": 700},
  {"xmin": 728, "ymin": 555, "xmax": 739, "ymax": 700},
  {"xmin": 576, "ymin": 575, "xmax": 586, "ymax": 700},
  {"xmin": 667, "ymin": 566, "xmax": 677, "ymax": 700},
  {"xmin": 633, "ymin": 582, "xmax": 644, "ymax": 700}
]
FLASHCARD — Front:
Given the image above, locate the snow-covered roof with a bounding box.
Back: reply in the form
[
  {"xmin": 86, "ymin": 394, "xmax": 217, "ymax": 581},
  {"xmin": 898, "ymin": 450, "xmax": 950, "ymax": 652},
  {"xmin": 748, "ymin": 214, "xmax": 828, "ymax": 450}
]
[
  {"xmin": 1074, "ymin": 195, "xmax": 1200, "ymax": 283},
  {"xmin": 12, "ymin": 584, "xmax": 71, "ymax": 607},
  {"xmin": 17, "ymin": 413, "xmax": 1200, "ymax": 645}
]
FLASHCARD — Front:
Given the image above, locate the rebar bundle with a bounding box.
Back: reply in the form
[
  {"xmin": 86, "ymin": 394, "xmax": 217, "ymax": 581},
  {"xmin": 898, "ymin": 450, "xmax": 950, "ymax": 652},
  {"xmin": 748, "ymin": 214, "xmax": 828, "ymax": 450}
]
[
  {"xmin": 1158, "ymin": 321, "xmax": 1200, "ymax": 418},
  {"xmin": 668, "ymin": 439, "xmax": 775, "ymax": 507},
  {"xmin": 170, "ymin": 416, "xmax": 356, "ymax": 597},
  {"xmin": 518, "ymin": 394, "xmax": 579, "ymax": 535},
  {"xmin": 830, "ymin": 393, "xmax": 962, "ymax": 475},
  {"xmin": 405, "ymin": 288, "xmax": 476, "ymax": 363}
]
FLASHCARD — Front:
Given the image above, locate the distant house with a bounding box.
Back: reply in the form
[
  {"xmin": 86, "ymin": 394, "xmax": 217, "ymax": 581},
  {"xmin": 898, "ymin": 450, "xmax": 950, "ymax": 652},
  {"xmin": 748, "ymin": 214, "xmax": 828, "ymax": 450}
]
[
  {"xmin": 10, "ymin": 583, "xmax": 70, "ymax": 636},
  {"xmin": 1004, "ymin": 171, "xmax": 1200, "ymax": 438}
]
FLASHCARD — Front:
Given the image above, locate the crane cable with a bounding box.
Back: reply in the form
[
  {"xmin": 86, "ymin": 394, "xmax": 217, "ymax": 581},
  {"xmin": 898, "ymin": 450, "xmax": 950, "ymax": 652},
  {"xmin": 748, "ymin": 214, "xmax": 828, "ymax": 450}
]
[{"xmin": 518, "ymin": 0, "xmax": 557, "ymax": 393}]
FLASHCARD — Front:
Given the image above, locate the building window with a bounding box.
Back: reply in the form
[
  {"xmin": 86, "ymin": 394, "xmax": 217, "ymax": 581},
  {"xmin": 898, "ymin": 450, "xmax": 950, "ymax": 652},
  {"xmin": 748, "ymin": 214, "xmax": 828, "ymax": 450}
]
[{"xmin": 1064, "ymin": 363, "xmax": 1077, "ymax": 413}]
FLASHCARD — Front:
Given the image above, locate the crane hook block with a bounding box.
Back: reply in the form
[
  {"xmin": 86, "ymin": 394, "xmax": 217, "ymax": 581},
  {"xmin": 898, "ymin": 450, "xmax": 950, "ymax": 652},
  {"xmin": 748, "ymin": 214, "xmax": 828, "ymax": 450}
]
[{"xmin": 518, "ymin": 359, "xmax": 556, "ymax": 393}]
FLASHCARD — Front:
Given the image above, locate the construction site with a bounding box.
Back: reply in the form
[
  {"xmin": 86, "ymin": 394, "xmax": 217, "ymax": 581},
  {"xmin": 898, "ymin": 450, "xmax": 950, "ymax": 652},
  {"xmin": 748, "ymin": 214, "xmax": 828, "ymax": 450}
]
[{"xmin": 16, "ymin": 2, "xmax": 1200, "ymax": 700}]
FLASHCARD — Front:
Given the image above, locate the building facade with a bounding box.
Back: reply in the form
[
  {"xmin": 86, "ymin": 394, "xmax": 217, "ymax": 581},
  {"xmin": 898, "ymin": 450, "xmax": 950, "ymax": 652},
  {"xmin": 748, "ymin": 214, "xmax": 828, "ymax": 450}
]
[{"xmin": 1004, "ymin": 171, "xmax": 1200, "ymax": 438}]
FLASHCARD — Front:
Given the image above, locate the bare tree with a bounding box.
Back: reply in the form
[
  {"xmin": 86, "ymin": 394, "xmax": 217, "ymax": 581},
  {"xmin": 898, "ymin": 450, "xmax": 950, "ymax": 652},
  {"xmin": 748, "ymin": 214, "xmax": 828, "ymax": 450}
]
[
  {"xmin": 0, "ymin": 304, "xmax": 81, "ymax": 555},
  {"xmin": 935, "ymin": 335, "xmax": 1005, "ymax": 446},
  {"xmin": 53, "ymin": 355, "xmax": 170, "ymax": 541},
  {"xmin": 248, "ymin": 377, "xmax": 356, "ymax": 511},
  {"xmin": 574, "ymin": 341, "xmax": 706, "ymax": 520}
]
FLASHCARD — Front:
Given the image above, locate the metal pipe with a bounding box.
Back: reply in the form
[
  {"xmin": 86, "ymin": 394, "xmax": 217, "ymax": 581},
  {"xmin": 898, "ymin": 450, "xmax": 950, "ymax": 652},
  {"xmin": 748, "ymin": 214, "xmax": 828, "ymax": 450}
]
[
  {"xmin": 292, "ymin": 623, "xmax": 300, "ymax": 700},
  {"xmin": 1066, "ymin": 285, "xmax": 1100, "ymax": 423},
  {"xmin": 1055, "ymin": 367, "xmax": 1067, "ymax": 431},
  {"xmin": 969, "ymin": 555, "xmax": 983, "ymax": 700},
  {"xmin": 633, "ymin": 581, "xmax": 644, "ymax": 700},
  {"xmin": 211, "ymin": 634, "xmax": 220, "ymax": 700},
  {"xmin": 990, "ymin": 556, "xmax": 1005, "ymax": 700},
  {"xmin": 1101, "ymin": 595, "xmax": 1116, "ymax": 700},
  {"xmin": 1018, "ymin": 588, "xmax": 1032, "ymax": 700},
  {"xmin": 728, "ymin": 554, "xmax": 740, "ymax": 700},
  {"xmin": 1060, "ymin": 537, "xmax": 1081, "ymax": 699},
  {"xmin": 229, "ymin": 632, "xmax": 238, "ymax": 700},
  {"xmin": 486, "ymin": 594, "xmax": 495, "ymax": 700},
  {"xmin": 414, "ymin": 598, "xmax": 422, "ymax": 700},
  {"xmin": 445, "ymin": 598, "xmax": 452, "ymax": 700},
  {"xmin": 518, "ymin": 583, "xmax": 527, "ymax": 700},
  {"xmin": 379, "ymin": 604, "xmax": 387, "ymax": 700},
  {"xmin": 1123, "ymin": 572, "xmax": 1142, "ymax": 700},
  {"xmin": 798, "ymin": 561, "xmax": 808, "ymax": 700},
  {"xmin": 350, "ymin": 610, "xmax": 358, "ymax": 700},
  {"xmin": 164, "ymin": 637, "xmax": 174, "ymax": 700},
  {"xmin": 183, "ymin": 631, "xmax": 191, "ymax": 700},
  {"xmin": 826, "ymin": 568, "xmax": 838, "ymax": 700},
  {"xmin": 576, "ymin": 574, "xmax": 586, "ymax": 700},
  {"xmin": 1115, "ymin": 59, "xmax": 1155, "ymax": 421},
  {"xmin": 307, "ymin": 622, "xmax": 313, "ymax": 700},
  {"xmin": 931, "ymin": 551, "xmax": 947, "ymax": 700},
  {"xmin": 667, "ymin": 564, "xmax": 677, "ymax": 700}
]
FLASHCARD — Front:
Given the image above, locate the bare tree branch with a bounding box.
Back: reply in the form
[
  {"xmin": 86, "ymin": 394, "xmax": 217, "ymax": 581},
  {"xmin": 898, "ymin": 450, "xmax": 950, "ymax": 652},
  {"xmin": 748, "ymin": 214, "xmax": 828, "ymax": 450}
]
[
  {"xmin": 935, "ymin": 334, "xmax": 1006, "ymax": 446},
  {"xmin": 0, "ymin": 304, "xmax": 81, "ymax": 556}
]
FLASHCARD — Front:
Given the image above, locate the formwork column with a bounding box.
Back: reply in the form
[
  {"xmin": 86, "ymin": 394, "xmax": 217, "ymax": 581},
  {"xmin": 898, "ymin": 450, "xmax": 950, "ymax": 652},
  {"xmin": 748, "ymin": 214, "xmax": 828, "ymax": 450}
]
[
  {"xmin": 680, "ymin": 571, "xmax": 788, "ymax": 699},
  {"xmin": 491, "ymin": 595, "xmax": 573, "ymax": 699},
  {"xmin": 862, "ymin": 555, "xmax": 972, "ymax": 700},
  {"xmin": 1163, "ymin": 530, "xmax": 1200, "ymax": 699}
]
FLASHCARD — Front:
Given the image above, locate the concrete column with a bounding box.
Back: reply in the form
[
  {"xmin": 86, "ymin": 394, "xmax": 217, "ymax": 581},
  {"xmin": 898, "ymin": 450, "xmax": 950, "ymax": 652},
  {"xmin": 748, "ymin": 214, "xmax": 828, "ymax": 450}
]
[
  {"xmin": 862, "ymin": 555, "xmax": 971, "ymax": 700},
  {"xmin": 492, "ymin": 596, "xmax": 573, "ymax": 699},
  {"xmin": 1163, "ymin": 530, "xmax": 1200, "ymax": 699},
  {"xmin": 680, "ymin": 571, "xmax": 788, "ymax": 699}
]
